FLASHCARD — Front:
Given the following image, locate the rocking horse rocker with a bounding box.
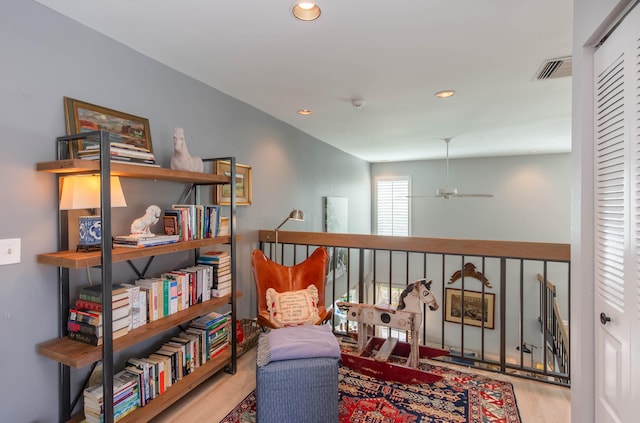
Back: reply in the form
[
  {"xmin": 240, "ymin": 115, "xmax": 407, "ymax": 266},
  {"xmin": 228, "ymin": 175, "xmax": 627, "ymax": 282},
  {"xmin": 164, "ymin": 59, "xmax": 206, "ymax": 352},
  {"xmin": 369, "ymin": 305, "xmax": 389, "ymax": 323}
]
[{"xmin": 337, "ymin": 279, "xmax": 449, "ymax": 384}]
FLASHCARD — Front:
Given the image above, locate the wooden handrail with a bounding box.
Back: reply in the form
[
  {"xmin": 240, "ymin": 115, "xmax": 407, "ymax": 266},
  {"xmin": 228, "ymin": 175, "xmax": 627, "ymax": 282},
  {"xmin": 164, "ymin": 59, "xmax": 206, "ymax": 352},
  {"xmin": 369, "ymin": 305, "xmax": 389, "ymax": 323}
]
[
  {"xmin": 537, "ymin": 273, "xmax": 557, "ymax": 294},
  {"xmin": 537, "ymin": 272, "xmax": 570, "ymax": 360},
  {"xmin": 259, "ymin": 231, "xmax": 570, "ymax": 262}
]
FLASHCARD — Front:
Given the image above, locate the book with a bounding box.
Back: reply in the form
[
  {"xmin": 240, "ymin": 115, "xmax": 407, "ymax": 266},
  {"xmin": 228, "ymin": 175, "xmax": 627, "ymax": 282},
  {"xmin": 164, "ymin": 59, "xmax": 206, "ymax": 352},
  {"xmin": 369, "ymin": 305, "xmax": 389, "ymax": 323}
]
[
  {"xmin": 198, "ymin": 250, "xmax": 231, "ymax": 263},
  {"xmin": 135, "ymin": 357, "xmax": 159, "ymax": 398},
  {"xmin": 218, "ymin": 216, "xmax": 230, "ymax": 236},
  {"xmin": 135, "ymin": 278, "xmax": 161, "ymax": 322},
  {"xmin": 126, "ymin": 358, "xmax": 152, "ymax": 403},
  {"xmin": 163, "ymin": 271, "xmax": 189, "ymax": 311},
  {"xmin": 79, "ymin": 153, "xmax": 159, "ymax": 167},
  {"xmin": 184, "ymin": 328, "xmax": 207, "ymax": 366},
  {"xmin": 69, "ymin": 302, "xmax": 131, "ymax": 326},
  {"xmin": 80, "ymin": 141, "xmax": 153, "ymax": 154},
  {"xmin": 163, "ymin": 209, "xmax": 184, "ymax": 240},
  {"xmin": 137, "ymin": 286, "xmax": 148, "ymax": 326},
  {"xmin": 121, "ymin": 283, "xmax": 141, "ymax": 329},
  {"xmin": 68, "ymin": 326, "xmax": 128, "ymax": 346},
  {"xmin": 69, "ymin": 308, "xmax": 101, "ymax": 326},
  {"xmin": 78, "ymin": 146, "xmax": 155, "ymax": 161},
  {"xmin": 113, "ymin": 234, "xmax": 179, "ymax": 248},
  {"xmin": 67, "ymin": 314, "xmax": 130, "ymax": 337},
  {"xmin": 123, "ymin": 366, "xmax": 146, "ymax": 406},
  {"xmin": 78, "ymin": 283, "xmax": 129, "ymax": 303},
  {"xmin": 148, "ymin": 353, "xmax": 172, "ymax": 391},
  {"xmin": 211, "ymin": 287, "xmax": 232, "ymax": 298},
  {"xmin": 142, "ymin": 355, "xmax": 165, "ymax": 395},
  {"xmin": 170, "ymin": 336, "xmax": 195, "ymax": 374},
  {"xmin": 75, "ymin": 296, "xmax": 129, "ymax": 312},
  {"xmin": 163, "ymin": 214, "xmax": 179, "ymax": 236}
]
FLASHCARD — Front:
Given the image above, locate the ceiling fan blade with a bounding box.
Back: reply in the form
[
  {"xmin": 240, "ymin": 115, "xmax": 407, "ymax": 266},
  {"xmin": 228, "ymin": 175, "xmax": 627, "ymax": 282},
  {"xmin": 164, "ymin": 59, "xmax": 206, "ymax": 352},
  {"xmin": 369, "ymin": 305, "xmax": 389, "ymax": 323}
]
[
  {"xmin": 408, "ymin": 192, "xmax": 493, "ymax": 199},
  {"xmin": 453, "ymin": 193, "xmax": 494, "ymax": 198}
]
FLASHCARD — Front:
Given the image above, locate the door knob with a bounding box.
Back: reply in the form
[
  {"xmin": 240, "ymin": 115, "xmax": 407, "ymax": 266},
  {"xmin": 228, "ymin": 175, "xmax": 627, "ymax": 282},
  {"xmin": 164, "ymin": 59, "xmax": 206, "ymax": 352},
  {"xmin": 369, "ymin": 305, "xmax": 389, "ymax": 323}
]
[{"xmin": 600, "ymin": 312, "xmax": 611, "ymax": 325}]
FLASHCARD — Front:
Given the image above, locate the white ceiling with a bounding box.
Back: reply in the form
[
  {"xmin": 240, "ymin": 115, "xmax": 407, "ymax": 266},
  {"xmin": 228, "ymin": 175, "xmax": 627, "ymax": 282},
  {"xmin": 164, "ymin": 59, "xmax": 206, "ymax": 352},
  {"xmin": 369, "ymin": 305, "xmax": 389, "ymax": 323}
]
[{"xmin": 35, "ymin": 0, "xmax": 573, "ymax": 163}]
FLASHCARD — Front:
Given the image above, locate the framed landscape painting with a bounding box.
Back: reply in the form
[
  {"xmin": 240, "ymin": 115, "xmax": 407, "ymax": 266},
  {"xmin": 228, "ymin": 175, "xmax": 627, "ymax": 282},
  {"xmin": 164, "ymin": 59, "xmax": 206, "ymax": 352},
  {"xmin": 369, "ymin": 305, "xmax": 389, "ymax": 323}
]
[
  {"xmin": 213, "ymin": 160, "xmax": 252, "ymax": 206},
  {"xmin": 445, "ymin": 288, "xmax": 495, "ymax": 329},
  {"xmin": 64, "ymin": 97, "xmax": 153, "ymax": 157}
]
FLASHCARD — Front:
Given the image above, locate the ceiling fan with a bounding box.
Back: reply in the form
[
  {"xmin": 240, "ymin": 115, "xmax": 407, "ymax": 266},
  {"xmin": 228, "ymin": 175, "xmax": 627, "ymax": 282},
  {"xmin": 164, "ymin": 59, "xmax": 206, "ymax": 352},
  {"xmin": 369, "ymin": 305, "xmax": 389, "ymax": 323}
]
[{"xmin": 410, "ymin": 138, "xmax": 494, "ymax": 199}]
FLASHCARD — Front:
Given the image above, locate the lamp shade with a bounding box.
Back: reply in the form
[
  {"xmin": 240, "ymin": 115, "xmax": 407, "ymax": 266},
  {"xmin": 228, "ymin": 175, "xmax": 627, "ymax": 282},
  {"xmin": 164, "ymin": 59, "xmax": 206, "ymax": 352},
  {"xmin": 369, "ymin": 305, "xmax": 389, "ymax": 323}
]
[
  {"xmin": 288, "ymin": 209, "xmax": 304, "ymax": 221},
  {"xmin": 59, "ymin": 175, "xmax": 127, "ymax": 210}
]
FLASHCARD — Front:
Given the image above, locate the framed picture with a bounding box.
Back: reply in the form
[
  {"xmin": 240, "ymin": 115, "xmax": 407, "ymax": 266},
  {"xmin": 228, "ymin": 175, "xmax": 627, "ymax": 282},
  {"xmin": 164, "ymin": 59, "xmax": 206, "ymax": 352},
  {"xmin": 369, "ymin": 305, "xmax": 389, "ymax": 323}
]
[
  {"xmin": 213, "ymin": 160, "xmax": 252, "ymax": 206},
  {"xmin": 445, "ymin": 288, "xmax": 495, "ymax": 329},
  {"xmin": 64, "ymin": 97, "xmax": 153, "ymax": 157}
]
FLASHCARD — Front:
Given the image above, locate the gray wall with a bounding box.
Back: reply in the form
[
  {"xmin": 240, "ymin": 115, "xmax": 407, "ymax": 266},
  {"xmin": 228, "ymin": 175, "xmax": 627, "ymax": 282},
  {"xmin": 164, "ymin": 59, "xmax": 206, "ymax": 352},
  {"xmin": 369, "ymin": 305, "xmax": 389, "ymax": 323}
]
[
  {"xmin": 372, "ymin": 153, "xmax": 571, "ymax": 243},
  {"xmin": 0, "ymin": 1, "xmax": 371, "ymax": 421}
]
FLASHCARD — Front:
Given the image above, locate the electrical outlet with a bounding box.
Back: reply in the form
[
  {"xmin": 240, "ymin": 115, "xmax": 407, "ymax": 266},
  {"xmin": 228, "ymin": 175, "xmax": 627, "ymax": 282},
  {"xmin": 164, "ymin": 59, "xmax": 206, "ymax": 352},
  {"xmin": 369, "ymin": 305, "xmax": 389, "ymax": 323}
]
[{"xmin": 0, "ymin": 238, "xmax": 21, "ymax": 265}]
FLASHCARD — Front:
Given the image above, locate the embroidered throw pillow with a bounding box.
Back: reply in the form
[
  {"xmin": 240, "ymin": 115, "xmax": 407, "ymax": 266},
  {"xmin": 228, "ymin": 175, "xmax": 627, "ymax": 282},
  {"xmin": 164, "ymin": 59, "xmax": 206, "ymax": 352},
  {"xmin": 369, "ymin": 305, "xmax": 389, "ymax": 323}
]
[{"xmin": 265, "ymin": 284, "xmax": 320, "ymax": 328}]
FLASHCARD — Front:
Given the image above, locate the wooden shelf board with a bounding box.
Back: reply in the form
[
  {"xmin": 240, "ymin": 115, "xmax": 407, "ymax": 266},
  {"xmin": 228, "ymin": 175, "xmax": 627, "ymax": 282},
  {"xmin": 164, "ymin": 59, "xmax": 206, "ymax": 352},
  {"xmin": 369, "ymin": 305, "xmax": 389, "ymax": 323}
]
[
  {"xmin": 37, "ymin": 292, "xmax": 241, "ymax": 368},
  {"xmin": 36, "ymin": 159, "xmax": 230, "ymax": 184},
  {"xmin": 37, "ymin": 237, "xmax": 232, "ymax": 269},
  {"xmin": 66, "ymin": 349, "xmax": 232, "ymax": 423}
]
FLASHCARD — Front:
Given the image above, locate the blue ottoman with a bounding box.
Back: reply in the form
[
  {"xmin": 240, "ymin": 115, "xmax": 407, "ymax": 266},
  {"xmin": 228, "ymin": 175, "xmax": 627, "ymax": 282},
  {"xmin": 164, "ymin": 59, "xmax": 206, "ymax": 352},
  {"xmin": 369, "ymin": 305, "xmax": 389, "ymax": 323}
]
[{"xmin": 256, "ymin": 325, "xmax": 340, "ymax": 423}]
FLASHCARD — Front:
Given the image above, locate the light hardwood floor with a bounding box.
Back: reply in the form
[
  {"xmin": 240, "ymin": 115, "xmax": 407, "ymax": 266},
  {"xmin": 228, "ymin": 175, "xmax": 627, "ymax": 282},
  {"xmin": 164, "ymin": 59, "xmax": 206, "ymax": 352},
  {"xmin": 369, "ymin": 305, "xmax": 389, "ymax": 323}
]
[{"xmin": 153, "ymin": 347, "xmax": 570, "ymax": 423}]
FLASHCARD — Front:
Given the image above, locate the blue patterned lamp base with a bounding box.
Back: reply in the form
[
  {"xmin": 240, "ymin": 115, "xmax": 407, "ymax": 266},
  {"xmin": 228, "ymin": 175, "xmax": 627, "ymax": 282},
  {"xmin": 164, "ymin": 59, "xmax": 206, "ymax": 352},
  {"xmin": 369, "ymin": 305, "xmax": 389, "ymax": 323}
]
[{"xmin": 78, "ymin": 215, "xmax": 102, "ymax": 252}]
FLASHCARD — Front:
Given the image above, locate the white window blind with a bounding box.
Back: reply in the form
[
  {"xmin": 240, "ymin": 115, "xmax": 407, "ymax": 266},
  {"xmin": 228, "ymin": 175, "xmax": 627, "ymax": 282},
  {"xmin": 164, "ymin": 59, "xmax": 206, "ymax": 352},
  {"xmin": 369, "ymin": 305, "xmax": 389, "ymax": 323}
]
[{"xmin": 376, "ymin": 177, "xmax": 409, "ymax": 236}]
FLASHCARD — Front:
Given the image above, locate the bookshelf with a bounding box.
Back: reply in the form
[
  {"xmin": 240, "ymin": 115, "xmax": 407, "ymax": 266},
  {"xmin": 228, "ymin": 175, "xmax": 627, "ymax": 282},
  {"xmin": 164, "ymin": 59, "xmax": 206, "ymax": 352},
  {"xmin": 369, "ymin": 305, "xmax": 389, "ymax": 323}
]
[{"xmin": 36, "ymin": 131, "xmax": 238, "ymax": 423}]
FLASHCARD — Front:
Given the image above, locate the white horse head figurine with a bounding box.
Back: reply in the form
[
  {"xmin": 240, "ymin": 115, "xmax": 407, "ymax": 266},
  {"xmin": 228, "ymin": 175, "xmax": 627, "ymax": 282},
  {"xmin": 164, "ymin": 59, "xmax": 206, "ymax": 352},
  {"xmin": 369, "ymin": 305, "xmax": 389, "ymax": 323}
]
[
  {"xmin": 396, "ymin": 278, "xmax": 439, "ymax": 363},
  {"xmin": 397, "ymin": 278, "xmax": 439, "ymax": 313},
  {"xmin": 170, "ymin": 127, "xmax": 203, "ymax": 173}
]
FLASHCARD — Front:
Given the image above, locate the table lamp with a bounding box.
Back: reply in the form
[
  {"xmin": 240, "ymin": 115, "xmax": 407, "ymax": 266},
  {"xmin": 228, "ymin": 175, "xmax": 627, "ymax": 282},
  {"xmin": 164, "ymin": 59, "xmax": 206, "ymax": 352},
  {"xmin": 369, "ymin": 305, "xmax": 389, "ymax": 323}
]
[
  {"xmin": 268, "ymin": 209, "xmax": 304, "ymax": 262},
  {"xmin": 59, "ymin": 175, "xmax": 127, "ymax": 252}
]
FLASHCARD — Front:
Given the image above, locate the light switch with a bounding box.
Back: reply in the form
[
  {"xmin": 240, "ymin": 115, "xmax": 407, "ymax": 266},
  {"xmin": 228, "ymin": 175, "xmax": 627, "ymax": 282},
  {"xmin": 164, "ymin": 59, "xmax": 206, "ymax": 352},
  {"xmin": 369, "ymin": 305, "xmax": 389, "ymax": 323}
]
[{"xmin": 0, "ymin": 238, "xmax": 21, "ymax": 265}]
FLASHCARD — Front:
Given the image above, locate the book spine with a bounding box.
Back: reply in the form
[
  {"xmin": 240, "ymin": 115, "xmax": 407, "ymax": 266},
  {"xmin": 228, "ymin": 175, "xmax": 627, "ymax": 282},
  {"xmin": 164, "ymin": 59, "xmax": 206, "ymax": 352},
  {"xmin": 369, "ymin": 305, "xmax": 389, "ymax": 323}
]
[
  {"xmin": 69, "ymin": 308, "xmax": 101, "ymax": 326},
  {"xmin": 67, "ymin": 319, "xmax": 101, "ymax": 337},
  {"xmin": 69, "ymin": 331, "xmax": 101, "ymax": 346},
  {"xmin": 78, "ymin": 292, "xmax": 102, "ymax": 303},
  {"xmin": 75, "ymin": 299, "xmax": 102, "ymax": 311}
]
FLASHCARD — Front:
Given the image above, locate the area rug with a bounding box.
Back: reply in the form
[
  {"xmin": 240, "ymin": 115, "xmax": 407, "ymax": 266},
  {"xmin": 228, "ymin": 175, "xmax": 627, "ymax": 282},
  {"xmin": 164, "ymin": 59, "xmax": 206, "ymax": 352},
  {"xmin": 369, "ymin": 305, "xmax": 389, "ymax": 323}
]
[{"xmin": 220, "ymin": 363, "xmax": 521, "ymax": 423}]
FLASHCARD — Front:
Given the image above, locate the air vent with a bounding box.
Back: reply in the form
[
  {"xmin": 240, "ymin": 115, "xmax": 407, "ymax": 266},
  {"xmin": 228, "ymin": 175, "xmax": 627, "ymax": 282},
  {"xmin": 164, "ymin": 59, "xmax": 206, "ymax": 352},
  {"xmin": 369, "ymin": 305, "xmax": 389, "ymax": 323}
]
[{"xmin": 534, "ymin": 56, "xmax": 572, "ymax": 80}]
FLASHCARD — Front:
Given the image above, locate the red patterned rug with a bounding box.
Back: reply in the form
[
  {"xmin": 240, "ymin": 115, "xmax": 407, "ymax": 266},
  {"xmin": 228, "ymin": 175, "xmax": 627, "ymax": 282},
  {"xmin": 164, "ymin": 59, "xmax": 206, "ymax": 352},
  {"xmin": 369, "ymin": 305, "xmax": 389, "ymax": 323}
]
[{"xmin": 221, "ymin": 363, "xmax": 521, "ymax": 423}]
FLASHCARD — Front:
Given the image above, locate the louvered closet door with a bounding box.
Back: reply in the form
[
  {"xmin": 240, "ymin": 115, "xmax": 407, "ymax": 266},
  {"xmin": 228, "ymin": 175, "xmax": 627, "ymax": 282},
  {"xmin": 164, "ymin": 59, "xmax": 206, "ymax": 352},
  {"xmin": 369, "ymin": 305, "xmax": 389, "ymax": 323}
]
[{"xmin": 593, "ymin": 4, "xmax": 640, "ymax": 422}]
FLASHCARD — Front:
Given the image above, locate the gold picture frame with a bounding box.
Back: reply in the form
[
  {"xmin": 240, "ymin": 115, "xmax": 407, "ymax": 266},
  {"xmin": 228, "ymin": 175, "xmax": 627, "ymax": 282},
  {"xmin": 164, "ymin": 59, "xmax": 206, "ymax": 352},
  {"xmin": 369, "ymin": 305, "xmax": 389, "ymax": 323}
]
[
  {"xmin": 64, "ymin": 97, "xmax": 153, "ymax": 158},
  {"xmin": 213, "ymin": 160, "xmax": 252, "ymax": 206},
  {"xmin": 445, "ymin": 288, "xmax": 495, "ymax": 329}
]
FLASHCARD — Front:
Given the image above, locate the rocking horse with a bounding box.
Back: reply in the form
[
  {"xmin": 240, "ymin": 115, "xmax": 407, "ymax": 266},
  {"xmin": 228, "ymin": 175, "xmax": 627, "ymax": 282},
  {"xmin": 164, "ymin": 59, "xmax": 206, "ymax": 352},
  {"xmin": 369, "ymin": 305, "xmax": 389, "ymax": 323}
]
[{"xmin": 337, "ymin": 279, "xmax": 449, "ymax": 384}]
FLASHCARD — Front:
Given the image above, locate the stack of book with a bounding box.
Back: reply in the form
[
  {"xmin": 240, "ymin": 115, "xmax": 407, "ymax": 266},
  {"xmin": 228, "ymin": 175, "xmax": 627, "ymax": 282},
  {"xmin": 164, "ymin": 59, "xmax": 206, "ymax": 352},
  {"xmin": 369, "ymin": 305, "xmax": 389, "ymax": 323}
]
[
  {"xmin": 83, "ymin": 369, "xmax": 140, "ymax": 423},
  {"xmin": 189, "ymin": 311, "xmax": 230, "ymax": 359},
  {"xmin": 67, "ymin": 284, "xmax": 131, "ymax": 346},
  {"xmin": 77, "ymin": 141, "xmax": 158, "ymax": 167},
  {"xmin": 197, "ymin": 251, "xmax": 232, "ymax": 297},
  {"xmin": 113, "ymin": 234, "xmax": 179, "ymax": 248}
]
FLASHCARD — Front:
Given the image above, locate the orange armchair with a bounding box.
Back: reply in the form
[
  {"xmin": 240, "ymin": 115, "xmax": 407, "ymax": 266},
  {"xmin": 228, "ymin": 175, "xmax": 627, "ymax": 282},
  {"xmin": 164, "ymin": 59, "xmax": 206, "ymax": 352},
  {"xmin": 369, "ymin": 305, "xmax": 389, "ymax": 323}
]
[{"xmin": 252, "ymin": 246, "xmax": 333, "ymax": 329}]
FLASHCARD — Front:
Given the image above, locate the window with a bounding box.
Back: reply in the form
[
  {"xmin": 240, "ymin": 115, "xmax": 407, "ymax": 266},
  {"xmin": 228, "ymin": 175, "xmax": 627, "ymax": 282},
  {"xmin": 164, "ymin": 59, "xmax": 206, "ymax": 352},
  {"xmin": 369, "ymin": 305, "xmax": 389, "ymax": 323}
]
[
  {"xmin": 375, "ymin": 283, "xmax": 408, "ymax": 341},
  {"xmin": 375, "ymin": 176, "xmax": 410, "ymax": 236}
]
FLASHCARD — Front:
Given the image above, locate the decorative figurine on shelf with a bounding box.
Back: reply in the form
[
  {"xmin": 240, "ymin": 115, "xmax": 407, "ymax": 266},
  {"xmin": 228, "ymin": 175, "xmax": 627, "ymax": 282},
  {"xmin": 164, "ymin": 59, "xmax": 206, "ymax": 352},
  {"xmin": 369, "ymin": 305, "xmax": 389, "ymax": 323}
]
[
  {"xmin": 130, "ymin": 205, "xmax": 162, "ymax": 236},
  {"xmin": 170, "ymin": 127, "xmax": 203, "ymax": 173}
]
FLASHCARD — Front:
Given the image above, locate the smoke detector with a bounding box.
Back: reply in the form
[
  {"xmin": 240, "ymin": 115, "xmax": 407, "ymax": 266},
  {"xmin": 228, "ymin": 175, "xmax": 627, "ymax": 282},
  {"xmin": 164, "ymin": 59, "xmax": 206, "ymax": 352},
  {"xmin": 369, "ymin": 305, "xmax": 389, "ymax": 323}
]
[{"xmin": 352, "ymin": 99, "xmax": 365, "ymax": 109}]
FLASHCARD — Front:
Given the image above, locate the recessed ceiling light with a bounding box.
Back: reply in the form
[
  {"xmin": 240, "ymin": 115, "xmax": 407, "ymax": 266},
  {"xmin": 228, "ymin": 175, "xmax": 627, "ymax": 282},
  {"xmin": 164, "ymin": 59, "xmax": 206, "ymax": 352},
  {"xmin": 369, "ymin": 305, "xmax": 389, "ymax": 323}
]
[
  {"xmin": 297, "ymin": 109, "xmax": 313, "ymax": 116},
  {"xmin": 292, "ymin": 2, "xmax": 321, "ymax": 21},
  {"xmin": 435, "ymin": 90, "xmax": 456, "ymax": 98}
]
